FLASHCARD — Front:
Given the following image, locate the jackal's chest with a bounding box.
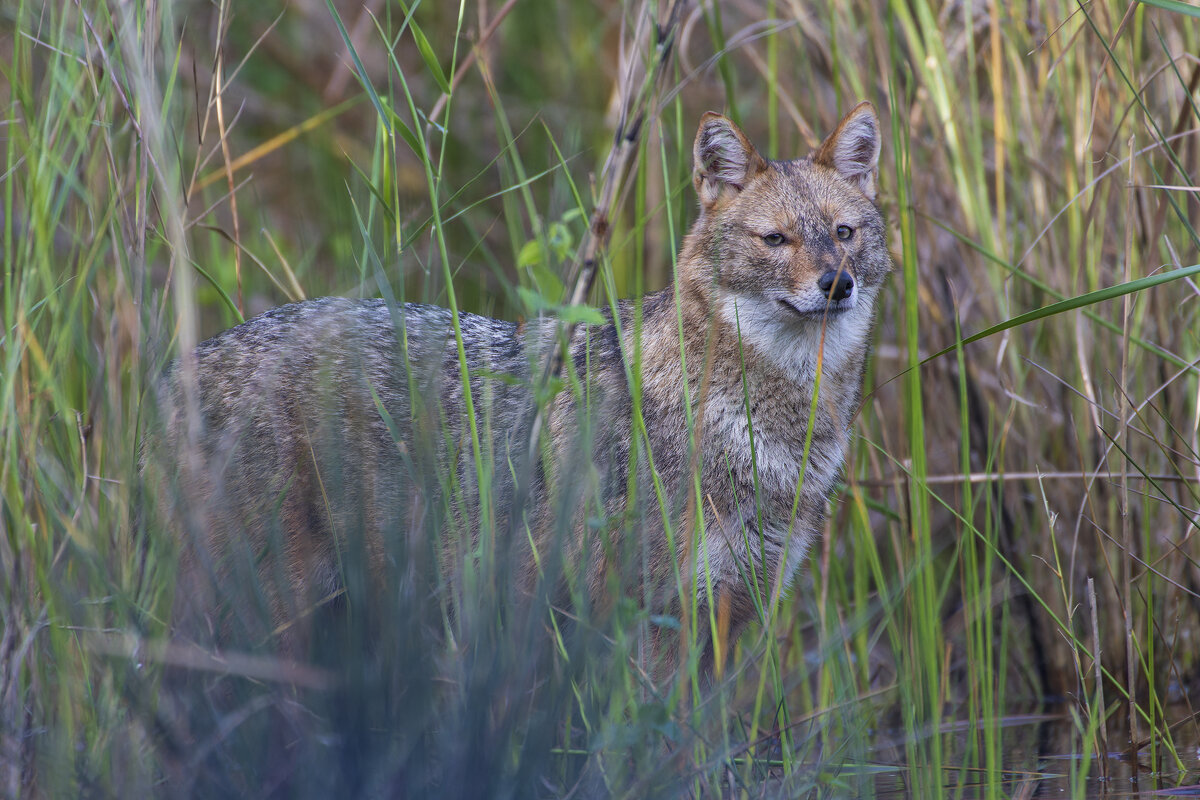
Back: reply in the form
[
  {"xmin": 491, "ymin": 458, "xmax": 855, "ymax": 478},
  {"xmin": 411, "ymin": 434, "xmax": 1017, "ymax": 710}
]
[
  {"xmin": 699, "ymin": 382, "xmax": 848, "ymax": 519},
  {"xmin": 689, "ymin": 390, "xmax": 847, "ymax": 599}
]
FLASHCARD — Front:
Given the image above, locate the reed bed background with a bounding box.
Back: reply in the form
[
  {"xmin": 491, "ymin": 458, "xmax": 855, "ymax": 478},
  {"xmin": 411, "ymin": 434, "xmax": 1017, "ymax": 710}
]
[{"xmin": 3, "ymin": 0, "xmax": 1200, "ymax": 796}]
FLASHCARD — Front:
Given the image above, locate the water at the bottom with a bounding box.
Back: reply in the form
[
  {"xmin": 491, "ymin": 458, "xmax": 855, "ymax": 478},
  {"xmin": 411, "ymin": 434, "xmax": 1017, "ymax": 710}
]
[{"xmin": 853, "ymin": 705, "xmax": 1200, "ymax": 799}]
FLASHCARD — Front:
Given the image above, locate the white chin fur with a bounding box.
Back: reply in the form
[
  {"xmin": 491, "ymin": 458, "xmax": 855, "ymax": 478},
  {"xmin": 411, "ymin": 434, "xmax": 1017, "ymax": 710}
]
[{"xmin": 717, "ymin": 288, "xmax": 877, "ymax": 387}]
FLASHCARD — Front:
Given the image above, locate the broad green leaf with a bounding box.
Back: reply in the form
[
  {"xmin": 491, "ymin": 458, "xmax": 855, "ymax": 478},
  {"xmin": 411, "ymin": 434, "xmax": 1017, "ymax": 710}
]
[
  {"xmin": 325, "ymin": 0, "xmax": 390, "ymax": 132},
  {"xmin": 532, "ymin": 264, "xmax": 564, "ymax": 300},
  {"xmin": 517, "ymin": 286, "xmax": 550, "ymax": 313},
  {"xmin": 1136, "ymin": 0, "xmax": 1200, "ymax": 19},
  {"xmin": 395, "ymin": 0, "xmax": 452, "ymax": 94},
  {"xmin": 555, "ymin": 304, "xmax": 606, "ymax": 326},
  {"xmin": 925, "ymin": 261, "xmax": 1200, "ymax": 366},
  {"xmin": 517, "ymin": 239, "xmax": 542, "ymax": 270},
  {"xmin": 380, "ymin": 100, "xmax": 425, "ymax": 163},
  {"xmin": 546, "ymin": 221, "xmax": 573, "ymax": 262}
]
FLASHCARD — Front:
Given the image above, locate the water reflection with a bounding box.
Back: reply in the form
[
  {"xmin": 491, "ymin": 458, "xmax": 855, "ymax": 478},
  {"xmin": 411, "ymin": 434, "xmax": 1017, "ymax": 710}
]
[{"xmin": 860, "ymin": 705, "xmax": 1200, "ymax": 798}]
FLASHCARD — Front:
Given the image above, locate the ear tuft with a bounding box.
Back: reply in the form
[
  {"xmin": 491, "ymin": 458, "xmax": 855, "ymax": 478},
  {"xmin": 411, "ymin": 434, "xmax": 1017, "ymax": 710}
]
[
  {"xmin": 693, "ymin": 113, "xmax": 767, "ymax": 209},
  {"xmin": 814, "ymin": 102, "xmax": 881, "ymax": 201}
]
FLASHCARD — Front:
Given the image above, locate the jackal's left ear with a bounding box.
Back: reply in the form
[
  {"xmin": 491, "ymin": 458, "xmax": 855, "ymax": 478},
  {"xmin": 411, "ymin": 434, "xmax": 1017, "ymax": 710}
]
[
  {"xmin": 814, "ymin": 102, "xmax": 882, "ymax": 202},
  {"xmin": 693, "ymin": 112, "xmax": 768, "ymax": 210}
]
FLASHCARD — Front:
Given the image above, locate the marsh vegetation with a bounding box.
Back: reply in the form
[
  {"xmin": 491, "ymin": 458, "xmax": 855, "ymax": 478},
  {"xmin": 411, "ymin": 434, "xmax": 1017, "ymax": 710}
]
[{"xmin": 3, "ymin": 0, "xmax": 1200, "ymax": 796}]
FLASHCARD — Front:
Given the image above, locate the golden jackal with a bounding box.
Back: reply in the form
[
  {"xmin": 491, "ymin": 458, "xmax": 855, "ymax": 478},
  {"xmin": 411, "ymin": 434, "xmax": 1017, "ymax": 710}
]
[{"xmin": 154, "ymin": 102, "xmax": 890, "ymax": 667}]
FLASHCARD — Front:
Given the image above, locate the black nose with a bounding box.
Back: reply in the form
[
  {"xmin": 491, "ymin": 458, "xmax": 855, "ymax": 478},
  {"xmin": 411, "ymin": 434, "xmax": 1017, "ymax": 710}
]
[{"xmin": 818, "ymin": 269, "xmax": 854, "ymax": 301}]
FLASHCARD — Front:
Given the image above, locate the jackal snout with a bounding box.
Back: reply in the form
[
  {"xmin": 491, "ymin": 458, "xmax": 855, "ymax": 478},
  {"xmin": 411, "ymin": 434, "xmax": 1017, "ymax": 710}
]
[
  {"xmin": 818, "ymin": 268, "xmax": 854, "ymax": 302},
  {"xmin": 804, "ymin": 237, "xmax": 856, "ymax": 302}
]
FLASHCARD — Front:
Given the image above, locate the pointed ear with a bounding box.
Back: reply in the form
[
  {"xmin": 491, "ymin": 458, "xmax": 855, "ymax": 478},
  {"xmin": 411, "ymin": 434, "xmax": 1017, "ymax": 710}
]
[
  {"xmin": 813, "ymin": 101, "xmax": 881, "ymax": 201},
  {"xmin": 693, "ymin": 112, "xmax": 768, "ymax": 210}
]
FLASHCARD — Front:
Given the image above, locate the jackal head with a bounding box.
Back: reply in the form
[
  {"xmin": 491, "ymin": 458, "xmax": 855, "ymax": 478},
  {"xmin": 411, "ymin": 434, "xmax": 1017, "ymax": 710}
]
[{"xmin": 685, "ymin": 102, "xmax": 891, "ymax": 367}]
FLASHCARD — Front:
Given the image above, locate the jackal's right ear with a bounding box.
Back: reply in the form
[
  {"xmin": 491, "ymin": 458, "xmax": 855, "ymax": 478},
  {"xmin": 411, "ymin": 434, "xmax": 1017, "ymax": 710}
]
[{"xmin": 693, "ymin": 113, "xmax": 768, "ymax": 210}]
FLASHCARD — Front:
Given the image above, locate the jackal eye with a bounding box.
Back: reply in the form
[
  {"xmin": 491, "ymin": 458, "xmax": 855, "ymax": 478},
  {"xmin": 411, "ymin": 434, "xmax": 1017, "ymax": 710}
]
[
  {"xmin": 762, "ymin": 232, "xmax": 786, "ymax": 247},
  {"xmin": 836, "ymin": 224, "xmax": 854, "ymax": 240}
]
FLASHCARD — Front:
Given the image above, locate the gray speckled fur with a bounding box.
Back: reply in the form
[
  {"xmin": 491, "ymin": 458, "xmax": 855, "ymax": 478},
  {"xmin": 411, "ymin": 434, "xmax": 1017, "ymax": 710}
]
[{"xmin": 153, "ymin": 104, "xmax": 891, "ymax": 663}]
